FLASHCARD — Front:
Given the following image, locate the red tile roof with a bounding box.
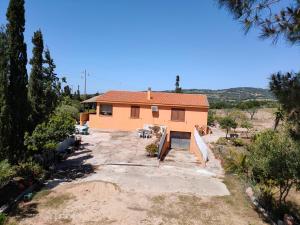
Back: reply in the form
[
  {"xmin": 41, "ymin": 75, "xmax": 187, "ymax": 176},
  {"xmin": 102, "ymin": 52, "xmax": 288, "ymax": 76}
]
[{"xmin": 95, "ymin": 90, "xmax": 209, "ymax": 108}]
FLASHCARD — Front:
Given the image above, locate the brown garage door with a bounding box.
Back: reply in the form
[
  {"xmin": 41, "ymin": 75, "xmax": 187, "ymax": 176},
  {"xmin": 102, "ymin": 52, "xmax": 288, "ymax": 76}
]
[{"xmin": 170, "ymin": 131, "xmax": 191, "ymax": 150}]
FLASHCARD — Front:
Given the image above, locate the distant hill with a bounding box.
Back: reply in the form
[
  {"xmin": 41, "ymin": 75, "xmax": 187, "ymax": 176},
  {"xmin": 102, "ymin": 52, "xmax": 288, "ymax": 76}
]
[{"xmin": 166, "ymin": 87, "xmax": 275, "ymax": 103}]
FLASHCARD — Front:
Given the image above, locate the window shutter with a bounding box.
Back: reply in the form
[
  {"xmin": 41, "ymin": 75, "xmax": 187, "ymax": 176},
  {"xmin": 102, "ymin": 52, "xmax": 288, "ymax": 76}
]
[
  {"xmin": 178, "ymin": 109, "xmax": 185, "ymax": 121},
  {"xmin": 131, "ymin": 106, "xmax": 140, "ymax": 118},
  {"xmin": 171, "ymin": 108, "xmax": 185, "ymax": 121}
]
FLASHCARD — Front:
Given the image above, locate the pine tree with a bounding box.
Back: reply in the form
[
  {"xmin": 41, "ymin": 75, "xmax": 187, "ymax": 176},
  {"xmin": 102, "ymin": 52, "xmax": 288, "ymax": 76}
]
[
  {"xmin": 175, "ymin": 75, "xmax": 182, "ymax": 93},
  {"xmin": 75, "ymin": 85, "xmax": 81, "ymax": 101},
  {"xmin": 43, "ymin": 48, "xmax": 60, "ymax": 114},
  {"xmin": 0, "ymin": 27, "xmax": 12, "ymax": 161},
  {"xmin": 218, "ymin": 0, "xmax": 300, "ymax": 44},
  {"xmin": 6, "ymin": 0, "xmax": 29, "ymax": 163},
  {"xmin": 28, "ymin": 30, "xmax": 45, "ymax": 129}
]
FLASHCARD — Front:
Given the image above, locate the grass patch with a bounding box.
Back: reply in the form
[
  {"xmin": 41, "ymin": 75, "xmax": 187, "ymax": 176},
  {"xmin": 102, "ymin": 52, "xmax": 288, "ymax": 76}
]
[
  {"xmin": 151, "ymin": 195, "xmax": 166, "ymax": 205},
  {"xmin": 33, "ymin": 189, "xmax": 52, "ymax": 201},
  {"xmin": 42, "ymin": 193, "xmax": 75, "ymax": 209}
]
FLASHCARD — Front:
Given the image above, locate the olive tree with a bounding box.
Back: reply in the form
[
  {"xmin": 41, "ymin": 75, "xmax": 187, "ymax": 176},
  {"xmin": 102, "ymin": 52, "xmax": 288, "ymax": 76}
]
[
  {"xmin": 219, "ymin": 116, "xmax": 237, "ymax": 138},
  {"xmin": 249, "ymin": 129, "xmax": 300, "ymax": 206}
]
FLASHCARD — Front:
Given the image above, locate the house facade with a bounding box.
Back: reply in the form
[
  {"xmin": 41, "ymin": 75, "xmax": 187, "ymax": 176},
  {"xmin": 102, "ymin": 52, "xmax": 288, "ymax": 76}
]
[{"xmin": 80, "ymin": 89, "xmax": 209, "ymax": 162}]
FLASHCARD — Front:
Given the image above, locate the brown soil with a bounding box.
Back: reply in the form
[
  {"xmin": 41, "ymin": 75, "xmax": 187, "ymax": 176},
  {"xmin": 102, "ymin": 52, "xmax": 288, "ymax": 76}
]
[{"xmin": 8, "ymin": 176, "xmax": 267, "ymax": 225}]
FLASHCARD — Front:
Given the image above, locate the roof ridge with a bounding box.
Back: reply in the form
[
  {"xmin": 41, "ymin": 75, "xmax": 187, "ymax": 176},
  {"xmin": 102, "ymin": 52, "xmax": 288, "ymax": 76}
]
[{"xmin": 94, "ymin": 90, "xmax": 209, "ymax": 108}]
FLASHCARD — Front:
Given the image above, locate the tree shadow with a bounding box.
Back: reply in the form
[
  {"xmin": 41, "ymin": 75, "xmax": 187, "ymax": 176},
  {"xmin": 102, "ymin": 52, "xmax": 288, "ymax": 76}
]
[
  {"xmin": 46, "ymin": 154, "xmax": 96, "ymax": 189},
  {"xmin": 80, "ymin": 143, "xmax": 91, "ymax": 148},
  {"xmin": 9, "ymin": 202, "xmax": 39, "ymax": 220},
  {"xmin": 70, "ymin": 149, "xmax": 92, "ymax": 157}
]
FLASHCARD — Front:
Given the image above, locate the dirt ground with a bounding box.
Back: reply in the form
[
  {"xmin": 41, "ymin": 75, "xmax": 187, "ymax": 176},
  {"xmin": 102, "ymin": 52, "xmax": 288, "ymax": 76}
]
[
  {"xmin": 8, "ymin": 130, "xmax": 267, "ymax": 225},
  {"xmin": 215, "ymin": 108, "xmax": 276, "ymax": 131}
]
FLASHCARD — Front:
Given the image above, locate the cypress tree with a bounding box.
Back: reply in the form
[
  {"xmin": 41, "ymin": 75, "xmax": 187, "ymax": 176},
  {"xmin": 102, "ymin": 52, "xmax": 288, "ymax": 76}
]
[
  {"xmin": 0, "ymin": 27, "xmax": 12, "ymax": 161},
  {"xmin": 43, "ymin": 48, "xmax": 59, "ymax": 114},
  {"xmin": 6, "ymin": 0, "xmax": 29, "ymax": 163},
  {"xmin": 63, "ymin": 85, "xmax": 72, "ymax": 98},
  {"xmin": 28, "ymin": 30, "xmax": 45, "ymax": 129}
]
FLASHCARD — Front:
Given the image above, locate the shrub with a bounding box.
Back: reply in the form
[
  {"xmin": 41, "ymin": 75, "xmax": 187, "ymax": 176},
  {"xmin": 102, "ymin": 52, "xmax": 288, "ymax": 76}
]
[
  {"xmin": 216, "ymin": 137, "xmax": 228, "ymax": 145},
  {"xmin": 15, "ymin": 160, "xmax": 45, "ymax": 181},
  {"xmin": 25, "ymin": 109, "xmax": 76, "ymax": 152},
  {"xmin": 248, "ymin": 129, "xmax": 300, "ymax": 206},
  {"xmin": 224, "ymin": 148, "xmax": 248, "ymax": 175},
  {"xmin": 151, "ymin": 126, "xmax": 161, "ymax": 134},
  {"xmin": 145, "ymin": 143, "xmax": 158, "ymax": 157},
  {"xmin": 0, "ymin": 160, "xmax": 15, "ymax": 187},
  {"xmin": 231, "ymin": 138, "xmax": 244, "ymax": 146},
  {"xmin": 0, "ymin": 213, "xmax": 6, "ymax": 225},
  {"xmin": 55, "ymin": 104, "xmax": 79, "ymax": 121}
]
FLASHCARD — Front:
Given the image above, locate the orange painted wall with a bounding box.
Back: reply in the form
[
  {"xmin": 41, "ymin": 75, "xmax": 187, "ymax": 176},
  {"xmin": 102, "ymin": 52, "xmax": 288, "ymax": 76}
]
[
  {"xmin": 89, "ymin": 103, "xmax": 208, "ymax": 136},
  {"xmin": 80, "ymin": 112, "xmax": 90, "ymax": 125}
]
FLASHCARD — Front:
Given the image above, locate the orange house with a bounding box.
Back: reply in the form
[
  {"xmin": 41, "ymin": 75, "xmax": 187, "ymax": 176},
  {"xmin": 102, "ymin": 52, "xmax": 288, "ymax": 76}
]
[{"xmin": 81, "ymin": 89, "xmax": 209, "ymax": 162}]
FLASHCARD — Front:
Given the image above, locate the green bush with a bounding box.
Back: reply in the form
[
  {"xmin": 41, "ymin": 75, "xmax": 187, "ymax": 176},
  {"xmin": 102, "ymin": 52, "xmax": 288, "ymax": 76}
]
[
  {"xmin": 224, "ymin": 148, "xmax": 248, "ymax": 175},
  {"xmin": 55, "ymin": 104, "xmax": 79, "ymax": 120},
  {"xmin": 248, "ymin": 129, "xmax": 300, "ymax": 206},
  {"xmin": 145, "ymin": 143, "xmax": 158, "ymax": 157},
  {"xmin": 25, "ymin": 109, "xmax": 75, "ymax": 152},
  {"xmin": 216, "ymin": 137, "xmax": 228, "ymax": 145},
  {"xmin": 0, "ymin": 160, "xmax": 15, "ymax": 187},
  {"xmin": 0, "ymin": 213, "xmax": 6, "ymax": 225},
  {"xmin": 231, "ymin": 138, "xmax": 244, "ymax": 146},
  {"xmin": 15, "ymin": 160, "xmax": 45, "ymax": 181}
]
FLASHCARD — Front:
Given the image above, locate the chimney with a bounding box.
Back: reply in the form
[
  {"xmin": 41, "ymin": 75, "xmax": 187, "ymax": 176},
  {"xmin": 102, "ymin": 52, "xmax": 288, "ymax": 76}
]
[{"xmin": 147, "ymin": 87, "xmax": 151, "ymax": 100}]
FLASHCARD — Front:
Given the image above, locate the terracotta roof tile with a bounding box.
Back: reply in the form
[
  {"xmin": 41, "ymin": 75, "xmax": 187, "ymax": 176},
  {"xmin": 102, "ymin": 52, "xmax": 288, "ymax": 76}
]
[{"xmin": 95, "ymin": 90, "xmax": 209, "ymax": 108}]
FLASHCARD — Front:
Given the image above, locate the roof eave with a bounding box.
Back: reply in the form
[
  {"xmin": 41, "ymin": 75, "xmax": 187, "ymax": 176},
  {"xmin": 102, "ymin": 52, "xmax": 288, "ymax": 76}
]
[{"xmin": 95, "ymin": 100, "xmax": 209, "ymax": 109}]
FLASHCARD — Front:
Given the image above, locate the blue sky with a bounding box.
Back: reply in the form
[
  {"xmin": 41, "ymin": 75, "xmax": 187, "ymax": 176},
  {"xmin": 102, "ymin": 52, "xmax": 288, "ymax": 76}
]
[{"xmin": 0, "ymin": 0, "xmax": 299, "ymax": 93}]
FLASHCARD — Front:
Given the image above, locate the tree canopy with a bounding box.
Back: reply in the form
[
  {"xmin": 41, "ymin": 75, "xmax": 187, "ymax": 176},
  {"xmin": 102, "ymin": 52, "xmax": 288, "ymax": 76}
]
[
  {"xmin": 0, "ymin": 28, "xmax": 11, "ymax": 161},
  {"xmin": 219, "ymin": 116, "xmax": 237, "ymax": 138},
  {"xmin": 249, "ymin": 129, "xmax": 300, "ymax": 206},
  {"xmin": 270, "ymin": 72, "xmax": 300, "ymax": 139},
  {"xmin": 6, "ymin": 0, "xmax": 29, "ymax": 163},
  {"xmin": 218, "ymin": 0, "xmax": 300, "ymax": 44},
  {"xmin": 28, "ymin": 30, "xmax": 45, "ymax": 129}
]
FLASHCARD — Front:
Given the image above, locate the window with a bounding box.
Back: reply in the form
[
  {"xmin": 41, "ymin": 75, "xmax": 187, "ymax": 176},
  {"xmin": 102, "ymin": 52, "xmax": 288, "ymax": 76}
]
[
  {"xmin": 100, "ymin": 104, "xmax": 112, "ymax": 116},
  {"xmin": 131, "ymin": 106, "xmax": 140, "ymax": 118},
  {"xmin": 171, "ymin": 108, "xmax": 185, "ymax": 121}
]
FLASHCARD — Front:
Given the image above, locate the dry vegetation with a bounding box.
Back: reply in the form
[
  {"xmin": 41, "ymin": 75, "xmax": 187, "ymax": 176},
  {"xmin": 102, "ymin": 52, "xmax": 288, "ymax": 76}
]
[
  {"xmin": 215, "ymin": 108, "xmax": 276, "ymax": 131},
  {"xmin": 5, "ymin": 177, "xmax": 268, "ymax": 225},
  {"xmin": 146, "ymin": 175, "xmax": 267, "ymax": 225}
]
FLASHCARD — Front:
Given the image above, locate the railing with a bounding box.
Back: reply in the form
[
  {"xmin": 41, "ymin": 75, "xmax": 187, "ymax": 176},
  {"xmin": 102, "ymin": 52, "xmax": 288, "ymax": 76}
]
[
  {"xmin": 193, "ymin": 128, "xmax": 209, "ymax": 162},
  {"xmin": 157, "ymin": 130, "xmax": 167, "ymax": 160}
]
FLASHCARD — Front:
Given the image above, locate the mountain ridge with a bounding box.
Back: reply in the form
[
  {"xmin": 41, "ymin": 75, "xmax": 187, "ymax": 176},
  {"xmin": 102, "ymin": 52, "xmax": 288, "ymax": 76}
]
[{"xmin": 165, "ymin": 87, "xmax": 275, "ymax": 102}]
